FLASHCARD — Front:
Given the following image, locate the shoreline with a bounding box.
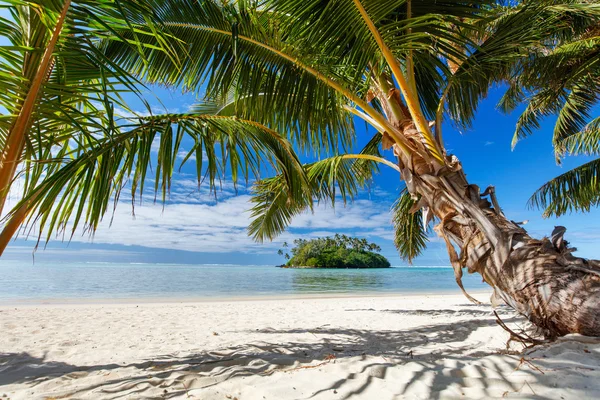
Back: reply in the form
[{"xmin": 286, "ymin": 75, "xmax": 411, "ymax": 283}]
[{"xmin": 0, "ymin": 288, "xmax": 492, "ymax": 307}]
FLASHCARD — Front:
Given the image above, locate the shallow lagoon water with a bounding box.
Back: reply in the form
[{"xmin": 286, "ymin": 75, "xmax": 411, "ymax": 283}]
[{"xmin": 0, "ymin": 261, "xmax": 488, "ymax": 302}]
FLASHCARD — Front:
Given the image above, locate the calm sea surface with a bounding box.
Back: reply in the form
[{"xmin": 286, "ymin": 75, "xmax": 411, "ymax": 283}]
[{"xmin": 0, "ymin": 261, "xmax": 489, "ymax": 302}]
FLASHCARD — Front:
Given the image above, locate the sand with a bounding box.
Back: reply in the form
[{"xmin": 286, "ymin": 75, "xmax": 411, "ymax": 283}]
[{"xmin": 1, "ymin": 293, "xmax": 599, "ymax": 399}]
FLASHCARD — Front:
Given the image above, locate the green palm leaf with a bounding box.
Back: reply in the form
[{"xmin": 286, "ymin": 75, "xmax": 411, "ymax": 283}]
[
  {"xmin": 249, "ymin": 132, "xmax": 392, "ymax": 242},
  {"xmin": 505, "ymin": 14, "xmax": 600, "ymax": 147},
  {"xmin": 392, "ymin": 190, "xmax": 429, "ymax": 263},
  {"xmin": 529, "ymin": 158, "xmax": 600, "ymax": 217},
  {"xmin": 2, "ymin": 113, "xmax": 309, "ymax": 248},
  {"xmin": 500, "ymin": 3, "xmax": 600, "ymax": 215},
  {"xmin": 0, "ymin": 0, "xmax": 180, "ymax": 212},
  {"xmin": 558, "ymin": 117, "xmax": 600, "ymax": 156},
  {"xmin": 103, "ymin": 0, "xmax": 356, "ymax": 154}
]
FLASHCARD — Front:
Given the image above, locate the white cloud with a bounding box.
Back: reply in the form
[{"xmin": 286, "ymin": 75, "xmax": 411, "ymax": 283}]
[
  {"xmin": 290, "ymin": 199, "xmax": 392, "ymax": 229},
  {"xmin": 50, "ymin": 194, "xmax": 399, "ymax": 254},
  {"xmin": 66, "ymin": 195, "xmax": 256, "ymax": 253},
  {"xmin": 4, "ymin": 168, "xmax": 400, "ymax": 255}
]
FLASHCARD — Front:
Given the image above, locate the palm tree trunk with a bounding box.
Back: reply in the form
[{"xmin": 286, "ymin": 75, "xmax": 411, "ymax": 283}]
[
  {"xmin": 403, "ymin": 159, "xmax": 600, "ymax": 337},
  {"xmin": 0, "ymin": 0, "xmax": 71, "ymax": 215},
  {"xmin": 368, "ymin": 70, "xmax": 600, "ymax": 337}
]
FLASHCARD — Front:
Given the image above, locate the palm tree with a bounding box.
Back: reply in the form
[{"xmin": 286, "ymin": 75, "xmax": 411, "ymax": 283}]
[
  {"xmin": 0, "ymin": 0, "xmax": 181, "ymax": 243},
  {"xmin": 501, "ymin": 17, "xmax": 600, "ymax": 217},
  {"xmin": 3, "ymin": 0, "xmax": 600, "ymax": 337}
]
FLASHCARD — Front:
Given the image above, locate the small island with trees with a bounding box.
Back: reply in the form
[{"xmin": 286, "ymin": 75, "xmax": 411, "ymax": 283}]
[{"xmin": 278, "ymin": 235, "xmax": 391, "ymax": 268}]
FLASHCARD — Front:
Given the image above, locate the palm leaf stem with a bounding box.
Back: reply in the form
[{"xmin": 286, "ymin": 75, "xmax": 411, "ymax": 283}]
[
  {"xmin": 434, "ymin": 84, "xmax": 452, "ymax": 148},
  {"xmin": 351, "ymin": 0, "xmax": 443, "ymax": 163},
  {"xmin": 343, "ymin": 106, "xmax": 385, "ymax": 132},
  {"xmin": 0, "ymin": 188, "xmax": 42, "ymax": 254},
  {"xmin": 341, "ymin": 154, "xmax": 400, "ymax": 172},
  {"xmin": 373, "ymin": 70, "xmax": 411, "ymax": 127},
  {"xmin": 0, "ymin": 0, "xmax": 71, "ymax": 214},
  {"xmin": 406, "ymin": 0, "xmax": 417, "ymax": 98}
]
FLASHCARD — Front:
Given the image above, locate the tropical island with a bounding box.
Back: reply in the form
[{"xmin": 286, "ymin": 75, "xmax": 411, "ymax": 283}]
[{"xmin": 278, "ymin": 235, "xmax": 391, "ymax": 268}]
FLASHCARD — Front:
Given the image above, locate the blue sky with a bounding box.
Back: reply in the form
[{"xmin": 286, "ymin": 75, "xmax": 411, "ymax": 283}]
[{"xmin": 4, "ymin": 82, "xmax": 599, "ymax": 266}]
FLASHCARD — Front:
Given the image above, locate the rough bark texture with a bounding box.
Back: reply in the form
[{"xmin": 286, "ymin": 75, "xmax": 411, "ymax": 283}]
[
  {"xmin": 375, "ymin": 85, "xmax": 600, "ymax": 337},
  {"xmin": 409, "ymin": 164, "xmax": 600, "ymax": 337}
]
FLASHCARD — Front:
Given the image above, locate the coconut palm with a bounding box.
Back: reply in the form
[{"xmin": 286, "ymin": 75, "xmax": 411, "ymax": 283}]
[
  {"xmin": 3, "ymin": 0, "xmax": 600, "ymax": 337},
  {"xmin": 0, "ymin": 0, "xmax": 182, "ymax": 232},
  {"xmin": 501, "ymin": 16, "xmax": 600, "ymax": 217}
]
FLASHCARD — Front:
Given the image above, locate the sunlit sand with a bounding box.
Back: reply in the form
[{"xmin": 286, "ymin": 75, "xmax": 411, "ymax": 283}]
[{"xmin": 1, "ymin": 293, "xmax": 598, "ymax": 399}]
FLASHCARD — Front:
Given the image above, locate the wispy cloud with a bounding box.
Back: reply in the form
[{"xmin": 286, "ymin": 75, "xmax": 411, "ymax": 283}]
[
  {"xmin": 5, "ymin": 166, "xmax": 401, "ymax": 257},
  {"xmin": 7, "ymin": 187, "xmax": 397, "ymax": 255},
  {"xmin": 68, "ymin": 194, "xmax": 398, "ymax": 254}
]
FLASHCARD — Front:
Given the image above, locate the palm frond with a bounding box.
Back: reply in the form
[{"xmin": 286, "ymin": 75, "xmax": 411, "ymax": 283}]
[
  {"xmin": 249, "ymin": 132, "xmax": 390, "ymax": 242},
  {"xmin": 392, "ymin": 190, "xmax": 429, "ymax": 263},
  {"xmin": 503, "ymin": 8, "xmax": 600, "ymax": 148},
  {"xmin": 558, "ymin": 116, "xmax": 600, "ymax": 156},
  {"xmin": 553, "ymin": 84, "xmax": 598, "ymax": 146},
  {"xmin": 103, "ymin": 0, "xmax": 357, "ymax": 154},
  {"xmin": 248, "ymin": 154, "xmax": 380, "ymax": 242},
  {"xmin": 446, "ymin": 1, "xmax": 600, "ymax": 132},
  {"xmin": 4, "ymin": 113, "xmax": 309, "ymax": 246},
  {"xmin": 0, "ymin": 0, "xmax": 180, "ymax": 203},
  {"xmin": 529, "ymin": 158, "xmax": 600, "ymax": 217}
]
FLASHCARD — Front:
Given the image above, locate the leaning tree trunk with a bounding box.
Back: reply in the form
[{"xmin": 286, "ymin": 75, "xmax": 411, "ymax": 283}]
[
  {"xmin": 398, "ymin": 151, "xmax": 600, "ymax": 337},
  {"xmin": 413, "ymin": 162, "xmax": 600, "ymax": 337},
  {"xmin": 374, "ymin": 83, "xmax": 600, "ymax": 337}
]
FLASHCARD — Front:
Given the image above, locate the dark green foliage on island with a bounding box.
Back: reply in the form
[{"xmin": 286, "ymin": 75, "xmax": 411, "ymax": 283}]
[{"xmin": 280, "ymin": 235, "xmax": 390, "ymax": 268}]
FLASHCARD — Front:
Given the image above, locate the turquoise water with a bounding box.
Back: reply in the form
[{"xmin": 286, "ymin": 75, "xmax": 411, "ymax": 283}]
[{"xmin": 0, "ymin": 261, "xmax": 489, "ymax": 302}]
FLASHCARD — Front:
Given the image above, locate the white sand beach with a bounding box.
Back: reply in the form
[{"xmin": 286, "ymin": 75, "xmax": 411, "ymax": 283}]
[{"xmin": 1, "ymin": 293, "xmax": 599, "ymax": 399}]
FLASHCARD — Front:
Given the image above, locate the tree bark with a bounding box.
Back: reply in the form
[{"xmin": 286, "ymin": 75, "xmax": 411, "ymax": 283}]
[
  {"xmin": 372, "ymin": 78, "xmax": 600, "ymax": 337},
  {"xmin": 402, "ymin": 155, "xmax": 600, "ymax": 337}
]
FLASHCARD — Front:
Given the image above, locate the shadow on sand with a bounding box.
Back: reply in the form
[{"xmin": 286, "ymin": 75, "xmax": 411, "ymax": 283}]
[{"xmin": 0, "ymin": 305, "xmax": 564, "ymax": 399}]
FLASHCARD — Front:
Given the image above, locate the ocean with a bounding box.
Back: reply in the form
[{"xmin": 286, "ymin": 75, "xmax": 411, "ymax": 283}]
[{"xmin": 0, "ymin": 261, "xmax": 489, "ymax": 302}]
